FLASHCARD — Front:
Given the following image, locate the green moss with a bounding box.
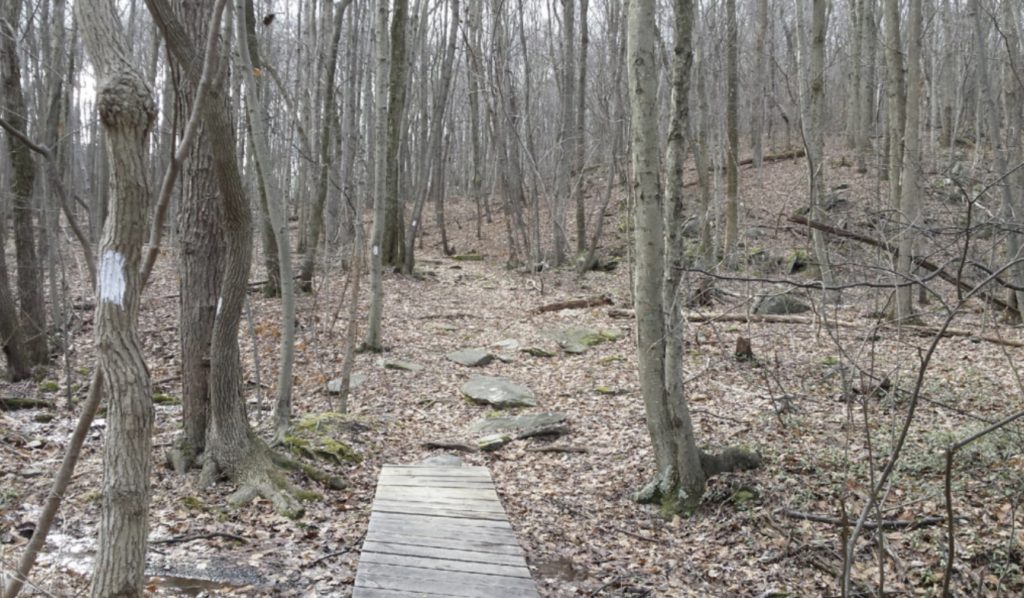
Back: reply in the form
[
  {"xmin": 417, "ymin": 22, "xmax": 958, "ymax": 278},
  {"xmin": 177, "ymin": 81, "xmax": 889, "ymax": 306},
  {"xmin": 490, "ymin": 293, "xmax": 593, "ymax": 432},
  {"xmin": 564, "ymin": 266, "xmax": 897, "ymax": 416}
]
[
  {"xmin": 75, "ymin": 367, "xmax": 90, "ymax": 376},
  {"xmin": 38, "ymin": 380, "xmax": 59, "ymax": 393},
  {"xmin": 294, "ymin": 489, "xmax": 324, "ymax": 502},
  {"xmin": 452, "ymin": 253, "xmax": 484, "ymax": 261},
  {"xmin": 153, "ymin": 393, "xmax": 180, "ymax": 405},
  {"xmin": 33, "ymin": 413, "xmax": 53, "ymax": 423},
  {"xmin": 182, "ymin": 495, "xmax": 206, "ymax": 511}
]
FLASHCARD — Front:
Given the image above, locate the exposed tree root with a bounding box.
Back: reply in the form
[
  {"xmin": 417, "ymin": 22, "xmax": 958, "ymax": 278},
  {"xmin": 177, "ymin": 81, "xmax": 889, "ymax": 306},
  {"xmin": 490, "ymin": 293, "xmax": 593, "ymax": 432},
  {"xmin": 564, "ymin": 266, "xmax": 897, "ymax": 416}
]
[
  {"xmin": 636, "ymin": 448, "xmax": 763, "ymax": 516},
  {"xmin": 197, "ymin": 436, "xmax": 345, "ymax": 520}
]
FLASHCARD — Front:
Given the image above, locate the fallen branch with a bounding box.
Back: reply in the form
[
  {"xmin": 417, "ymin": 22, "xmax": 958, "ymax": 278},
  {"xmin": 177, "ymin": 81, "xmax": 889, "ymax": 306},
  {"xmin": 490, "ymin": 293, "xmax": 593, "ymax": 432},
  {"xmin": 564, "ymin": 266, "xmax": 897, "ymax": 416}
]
[
  {"xmin": 534, "ymin": 295, "xmax": 613, "ymax": 314},
  {"xmin": 789, "ymin": 215, "xmax": 1018, "ymax": 316},
  {"xmin": 0, "ymin": 397, "xmax": 52, "ymax": 411},
  {"xmin": 525, "ymin": 445, "xmax": 589, "ymax": 454},
  {"xmin": 149, "ymin": 531, "xmax": 248, "ymax": 546},
  {"xmin": 782, "ymin": 509, "xmax": 946, "ymax": 530},
  {"xmin": 684, "ymin": 311, "xmax": 1024, "ymax": 348}
]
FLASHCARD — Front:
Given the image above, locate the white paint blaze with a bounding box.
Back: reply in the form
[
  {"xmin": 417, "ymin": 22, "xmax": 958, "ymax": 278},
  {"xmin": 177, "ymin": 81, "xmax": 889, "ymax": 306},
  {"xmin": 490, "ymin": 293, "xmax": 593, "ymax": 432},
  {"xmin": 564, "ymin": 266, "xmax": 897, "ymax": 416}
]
[{"xmin": 98, "ymin": 251, "xmax": 127, "ymax": 307}]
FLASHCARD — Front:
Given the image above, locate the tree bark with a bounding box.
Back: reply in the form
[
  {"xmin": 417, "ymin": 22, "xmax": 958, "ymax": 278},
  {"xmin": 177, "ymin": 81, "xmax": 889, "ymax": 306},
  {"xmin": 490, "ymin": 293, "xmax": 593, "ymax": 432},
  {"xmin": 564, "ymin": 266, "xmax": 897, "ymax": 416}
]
[
  {"xmin": 145, "ymin": 0, "xmax": 305, "ymax": 518},
  {"xmin": 76, "ymin": 0, "xmax": 157, "ymax": 594},
  {"xmin": 723, "ymin": 0, "xmax": 740, "ymax": 264},
  {"xmin": 799, "ymin": 0, "xmax": 837, "ymax": 294},
  {"xmin": 299, "ymin": 0, "xmax": 350, "ymax": 291},
  {"xmin": 234, "ymin": 0, "xmax": 296, "ymax": 442},
  {"xmin": 168, "ymin": 0, "xmax": 226, "ymax": 468},
  {"xmin": 0, "ymin": 2, "xmax": 48, "ymax": 366},
  {"xmin": 631, "ymin": 0, "xmax": 722, "ymax": 515}
]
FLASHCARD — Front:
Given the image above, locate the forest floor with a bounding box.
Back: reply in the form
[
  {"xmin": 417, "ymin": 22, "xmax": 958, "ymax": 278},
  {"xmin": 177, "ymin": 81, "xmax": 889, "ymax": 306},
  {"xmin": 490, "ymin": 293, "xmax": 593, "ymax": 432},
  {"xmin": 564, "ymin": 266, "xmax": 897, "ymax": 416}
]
[{"xmin": 3, "ymin": 144, "xmax": 1024, "ymax": 597}]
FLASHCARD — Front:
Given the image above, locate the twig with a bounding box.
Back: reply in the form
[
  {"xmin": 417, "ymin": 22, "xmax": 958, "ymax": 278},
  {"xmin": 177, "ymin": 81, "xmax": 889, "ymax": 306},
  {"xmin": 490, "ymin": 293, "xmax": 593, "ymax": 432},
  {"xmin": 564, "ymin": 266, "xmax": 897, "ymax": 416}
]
[
  {"xmin": 782, "ymin": 509, "xmax": 946, "ymax": 530},
  {"xmin": 306, "ymin": 531, "xmax": 366, "ymax": 568},
  {"xmin": 149, "ymin": 531, "xmax": 248, "ymax": 546}
]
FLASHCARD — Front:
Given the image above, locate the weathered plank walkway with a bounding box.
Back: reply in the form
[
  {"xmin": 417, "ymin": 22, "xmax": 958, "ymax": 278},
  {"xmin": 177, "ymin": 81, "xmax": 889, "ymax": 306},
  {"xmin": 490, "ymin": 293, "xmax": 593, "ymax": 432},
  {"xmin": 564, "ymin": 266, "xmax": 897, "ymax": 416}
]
[{"xmin": 353, "ymin": 465, "xmax": 540, "ymax": 597}]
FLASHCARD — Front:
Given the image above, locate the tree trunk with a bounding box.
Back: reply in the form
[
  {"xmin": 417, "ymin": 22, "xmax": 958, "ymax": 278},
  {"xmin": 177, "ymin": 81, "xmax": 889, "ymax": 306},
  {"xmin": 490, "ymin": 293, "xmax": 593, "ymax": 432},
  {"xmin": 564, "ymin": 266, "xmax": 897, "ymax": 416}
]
[
  {"xmin": 168, "ymin": 0, "xmax": 226, "ymax": 468},
  {"xmin": 76, "ymin": 0, "xmax": 157, "ymax": 594},
  {"xmin": 235, "ymin": 0, "xmax": 296, "ymax": 442},
  {"xmin": 0, "ymin": 1, "xmax": 48, "ymax": 366},
  {"xmin": 631, "ymin": 0, "xmax": 705, "ymax": 515},
  {"xmin": 299, "ymin": 0, "xmax": 350, "ymax": 292},
  {"xmin": 0, "ymin": 230, "xmax": 30, "ymax": 381},
  {"xmin": 380, "ymin": 0, "xmax": 408, "ymax": 269},
  {"xmin": 723, "ymin": 0, "xmax": 739, "ymax": 264},
  {"xmin": 799, "ymin": 0, "xmax": 837, "ymax": 294},
  {"xmin": 751, "ymin": 0, "xmax": 768, "ymax": 168},
  {"xmin": 574, "ymin": 0, "xmax": 589, "ymax": 255},
  {"xmin": 146, "ymin": 0, "xmax": 305, "ymax": 518},
  {"xmin": 895, "ymin": 0, "xmax": 923, "ymax": 320},
  {"xmin": 553, "ymin": 0, "xmax": 576, "ymax": 266},
  {"xmin": 883, "ymin": 0, "xmax": 906, "ymax": 204},
  {"xmin": 405, "ymin": 0, "xmax": 459, "ymax": 274}
]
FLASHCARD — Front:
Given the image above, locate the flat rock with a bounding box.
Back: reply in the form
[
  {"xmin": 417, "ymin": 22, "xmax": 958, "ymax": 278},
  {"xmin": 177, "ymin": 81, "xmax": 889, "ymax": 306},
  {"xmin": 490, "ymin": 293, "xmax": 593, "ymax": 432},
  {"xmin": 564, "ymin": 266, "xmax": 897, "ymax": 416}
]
[
  {"xmin": 521, "ymin": 346, "xmax": 556, "ymax": 358},
  {"xmin": 446, "ymin": 348, "xmax": 494, "ymax": 367},
  {"xmin": 461, "ymin": 375, "xmax": 536, "ymax": 408},
  {"xmin": 492, "ymin": 339, "xmax": 520, "ymax": 351},
  {"xmin": 382, "ymin": 359, "xmax": 424, "ymax": 372},
  {"xmin": 326, "ymin": 373, "xmax": 366, "ymax": 395},
  {"xmin": 476, "ymin": 433, "xmax": 513, "ymax": 451},
  {"xmin": 469, "ymin": 412, "xmax": 568, "ymax": 439},
  {"xmin": 418, "ymin": 454, "xmax": 465, "ymax": 466},
  {"xmin": 753, "ymin": 293, "xmax": 811, "ymax": 315}
]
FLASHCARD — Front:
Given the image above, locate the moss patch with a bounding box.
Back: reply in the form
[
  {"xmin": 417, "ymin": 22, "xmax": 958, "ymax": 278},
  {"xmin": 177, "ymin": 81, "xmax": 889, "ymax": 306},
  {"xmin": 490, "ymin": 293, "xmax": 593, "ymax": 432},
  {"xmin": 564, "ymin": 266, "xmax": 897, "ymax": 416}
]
[{"xmin": 284, "ymin": 412, "xmax": 363, "ymax": 465}]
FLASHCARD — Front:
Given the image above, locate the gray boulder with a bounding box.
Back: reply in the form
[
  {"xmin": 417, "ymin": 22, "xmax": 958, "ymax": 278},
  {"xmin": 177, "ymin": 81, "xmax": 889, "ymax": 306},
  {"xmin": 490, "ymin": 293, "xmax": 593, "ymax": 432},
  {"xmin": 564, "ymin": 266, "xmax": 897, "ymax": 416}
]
[
  {"xmin": 447, "ymin": 348, "xmax": 494, "ymax": 367},
  {"xmin": 326, "ymin": 374, "xmax": 366, "ymax": 395},
  {"xmin": 469, "ymin": 412, "xmax": 568, "ymax": 439},
  {"xmin": 461, "ymin": 375, "xmax": 536, "ymax": 408},
  {"xmin": 753, "ymin": 293, "xmax": 811, "ymax": 315},
  {"xmin": 547, "ymin": 327, "xmax": 623, "ymax": 354}
]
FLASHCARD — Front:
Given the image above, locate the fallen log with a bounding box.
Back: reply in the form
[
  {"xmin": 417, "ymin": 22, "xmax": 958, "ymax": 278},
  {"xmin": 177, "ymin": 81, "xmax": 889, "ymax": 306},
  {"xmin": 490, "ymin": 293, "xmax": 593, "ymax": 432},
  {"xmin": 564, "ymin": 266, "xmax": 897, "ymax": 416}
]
[
  {"xmin": 534, "ymin": 294, "xmax": 613, "ymax": 314},
  {"xmin": 0, "ymin": 397, "xmax": 52, "ymax": 411},
  {"xmin": 684, "ymin": 311, "xmax": 1024, "ymax": 348},
  {"xmin": 782, "ymin": 509, "xmax": 946, "ymax": 530},
  {"xmin": 788, "ymin": 215, "xmax": 1018, "ymax": 317}
]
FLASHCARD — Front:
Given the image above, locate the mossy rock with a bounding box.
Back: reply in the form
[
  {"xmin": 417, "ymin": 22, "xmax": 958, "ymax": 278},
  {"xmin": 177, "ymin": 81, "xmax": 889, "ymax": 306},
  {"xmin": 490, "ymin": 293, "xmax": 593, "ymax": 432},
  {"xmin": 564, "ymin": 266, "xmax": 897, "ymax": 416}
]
[
  {"xmin": 182, "ymin": 496, "xmax": 208, "ymax": 511},
  {"xmin": 38, "ymin": 380, "xmax": 59, "ymax": 393},
  {"xmin": 453, "ymin": 253, "xmax": 484, "ymax": 262},
  {"xmin": 285, "ymin": 412, "xmax": 363, "ymax": 465},
  {"xmin": 153, "ymin": 393, "xmax": 181, "ymax": 406},
  {"xmin": 548, "ymin": 327, "xmax": 623, "ymax": 354}
]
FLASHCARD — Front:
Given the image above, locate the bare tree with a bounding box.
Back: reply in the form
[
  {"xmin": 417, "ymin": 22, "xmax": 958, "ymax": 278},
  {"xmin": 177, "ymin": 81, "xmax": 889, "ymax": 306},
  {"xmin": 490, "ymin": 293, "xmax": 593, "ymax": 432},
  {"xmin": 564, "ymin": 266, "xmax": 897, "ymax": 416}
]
[
  {"xmin": 629, "ymin": 0, "xmax": 760, "ymax": 515},
  {"xmin": 75, "ymin": 0, "xmax": 157, "ymax": 592},
  {"xmin": 1, "ymin": 0, "xmax": 48, "ymax": 365}
]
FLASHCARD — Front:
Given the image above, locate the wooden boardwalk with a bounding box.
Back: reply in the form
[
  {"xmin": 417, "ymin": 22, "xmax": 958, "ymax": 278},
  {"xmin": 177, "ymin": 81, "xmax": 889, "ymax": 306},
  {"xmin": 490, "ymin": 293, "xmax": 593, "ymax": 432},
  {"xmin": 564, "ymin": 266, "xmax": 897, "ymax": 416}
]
[{"xmin": 353, "ymin": 465, "xmax": 540, "ymax": 598}]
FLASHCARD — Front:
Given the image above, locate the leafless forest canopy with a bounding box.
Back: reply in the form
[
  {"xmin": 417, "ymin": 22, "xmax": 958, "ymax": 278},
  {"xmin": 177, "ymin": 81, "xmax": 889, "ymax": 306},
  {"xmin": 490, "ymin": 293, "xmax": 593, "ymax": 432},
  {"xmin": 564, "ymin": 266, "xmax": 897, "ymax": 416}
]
[{"xmin": 1, "ymin": 0, "xmax": 1024, "ymax": 596}]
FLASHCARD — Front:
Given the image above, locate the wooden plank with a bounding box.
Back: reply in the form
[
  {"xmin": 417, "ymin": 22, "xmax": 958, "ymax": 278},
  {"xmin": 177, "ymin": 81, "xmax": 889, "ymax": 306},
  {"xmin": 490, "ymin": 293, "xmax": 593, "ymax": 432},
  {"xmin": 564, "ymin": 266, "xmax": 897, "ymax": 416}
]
[
  {"xmin": 361, "ymin": 549, "xmax": 532, "ymax": 577},
  {"xmin": 373, "ymin": 493, "xmax": 504, "ymax": 509},
  {"xmin": 364, "ymin": 532, "xmax": 524, "ymax": 556},
  {"xmin": 374, "ymin": 486, "xmax": 501, "ymax": 500},
  {"xmin": 380, "ymin": 479, "xmax": 499, "ymax": 487},
  {"xmin": 356, "ymin": 465, "xmax": 538, "ymax": 597},
  {"xmin": 380, "ymin": 466, "xmax": 491, "ymax": 478},
  {"xmin": 353, "ymin": 589, "xmax": 453, "ymax": 598},
  {"xmin": 368, "ymin": 517, "xmax": 520, "ymax": 544},
  {"xmin": 369, "ymin": 511, "xmax": 513, "ymax": 530},
  {"xmin": 371, "ymin": 503, "xmax": 509, "ymax": 521},
  {"xmin": 355, "ymin": 562, "xmax": 539, "ymax": 598}
]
